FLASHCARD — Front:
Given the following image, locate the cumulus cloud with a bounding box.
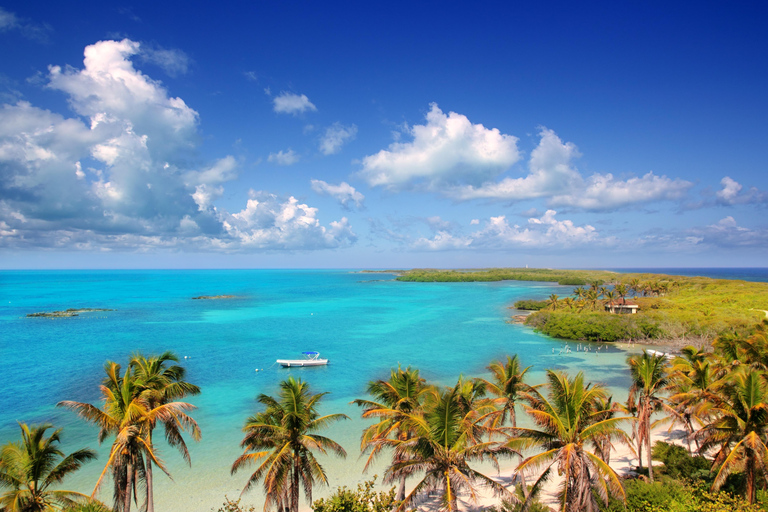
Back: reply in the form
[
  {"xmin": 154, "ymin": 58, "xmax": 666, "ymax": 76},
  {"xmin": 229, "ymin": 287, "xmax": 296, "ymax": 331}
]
[
  {"xmin": 319, "ymin": 122, "xmax": 357, "ymax": 155},
  {"xmin": 361, "ymin": 107, "xmax": 692, "ymax": 210},
  {"xmin": 448, "ymin": 128, "xmax": 581, "ymax": 201},
  {"xmin": 449, "ymin": 127, "xmax": 692, "ymax": 210},
  {"xmin": 220, "ymin": 191, "xmax": 356, "ymax": 250},
  {"xmin": 716, "ymin": 176, "xmax": 768, "ymax": 205},
  {"xmin": 359, "ymin": 103, "xmax": 521, "ymax": 189},
  {"xmin": 412, "ymin": 210, "xmax": 601, "ymax": 251},
  {"xmin": 268, "ymin": 149, "xmax": 300, "ymax": 166},
  {"xmin": 0, "ymin": 40, "xmax": 354, "ymax": 253},
  {"xmin": 310, "ymin": 180, "xmax": 364, "ymax": 210},
  {"xmin": 550, "ymin": 171, "xmax": 691, "ymax": 210},
  {"xmin": 273, "ymin": 92, "xmax": 317, "ymax": 115}
]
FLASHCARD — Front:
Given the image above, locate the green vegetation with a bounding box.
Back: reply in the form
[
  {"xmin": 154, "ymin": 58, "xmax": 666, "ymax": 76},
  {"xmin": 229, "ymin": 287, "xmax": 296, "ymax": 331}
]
[
  {"xmin": 397, "ymin": 268, "xmax": 613, "ymax": 285},
  {"xmin": 398, "ymin": 268, "xmax": 768, "ymax": 343},
  {"xmin": 0, "ymin": 423, "xmax": 98, "ymax": 512},
  {"xmin": 512, "ymin": 299, "xmax": 548, "ymax": 311},
  {"xmin": 231, "ymin": 376, "xmax": 349, "ymax": 512},
  {"xmin": 311, "ymin": 479, "xmax": 398, "ymax": 512},
  {"xmin": 57, "ymin": 353, "xmax": 200, "ymax": 512}
]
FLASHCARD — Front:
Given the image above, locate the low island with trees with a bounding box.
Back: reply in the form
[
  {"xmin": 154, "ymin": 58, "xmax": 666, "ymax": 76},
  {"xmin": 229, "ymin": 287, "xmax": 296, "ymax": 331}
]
[{"xmin": 397, "ymin": 268, "xmax": 768, "ymax": 346}]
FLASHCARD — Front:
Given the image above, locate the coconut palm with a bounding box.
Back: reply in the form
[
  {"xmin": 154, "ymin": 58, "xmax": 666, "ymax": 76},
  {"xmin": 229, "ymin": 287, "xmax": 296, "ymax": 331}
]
[
  {"xmin": 572, "ymin": 287, "xmax": 586, "ymax": 300},
  {"xmin": 0, "ymin": 423, "xmax": 98, "ymax": 512},
  {"xmin": 129, "ymin": 352, "xmax": 201, "ymax": 512},
  {"xmin": 385, "ymin": 385, "xmax": 515, "ymax": 512},
  {"xmin": 232, "ymin": 377, "xmax": 348, "ymax": 512},
  {"xmin": 627, "ymin": 351, "xmax": 669, "ymax": 482},
  {"xmin": 58, "ymin": 362, "xmax": 196, "ymax": 512},
  {"xmin": 696, "ymin": 368, "xmax": 768, "ymax": 504},
  {"xmin": 474, "ymin": 355, "xmax": 533, "ymax": 431},
  {"xmin": 352, "ymin": 366, "xmax": 427, "ymax": 501},
  {"xmin": 510, "ymin": 371, "xmax": 629, "ymax": 512},
  {"xmin": 666, "ymin": 346, "xmax": 721, "ymax": 453},
  {"xmin": 546, "ymin": 294, "xmax": 560, "ymax": 310}
]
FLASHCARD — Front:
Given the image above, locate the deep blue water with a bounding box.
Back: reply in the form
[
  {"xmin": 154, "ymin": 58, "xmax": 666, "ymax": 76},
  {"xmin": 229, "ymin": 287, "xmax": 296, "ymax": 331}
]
[{"xmin": 0, "ymin": 268, "xmax": 759, "ymax": 509}]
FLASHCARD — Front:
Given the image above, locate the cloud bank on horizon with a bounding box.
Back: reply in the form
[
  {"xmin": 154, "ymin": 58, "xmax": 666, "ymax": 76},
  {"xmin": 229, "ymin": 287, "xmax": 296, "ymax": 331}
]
[{"xmin": 1, "ymin": 0, "xmax": 767, "ymax": 269}]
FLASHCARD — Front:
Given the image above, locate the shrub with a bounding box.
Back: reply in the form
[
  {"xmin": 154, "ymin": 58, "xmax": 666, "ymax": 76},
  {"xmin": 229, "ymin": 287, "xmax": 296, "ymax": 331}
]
[
  {"xmin": 312, "ymin": 479, "xmax": 398, "ymax": 512},
  {"xmin": 513, "ymin": 300, "xmax": 548, "ymax": 311},
  {"xmin": 652, "ymin": 441, "xmax": 710, "ymax": 480}
]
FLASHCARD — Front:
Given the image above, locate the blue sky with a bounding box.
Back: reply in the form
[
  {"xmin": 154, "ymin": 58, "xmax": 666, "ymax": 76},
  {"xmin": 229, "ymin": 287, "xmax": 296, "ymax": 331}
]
[{"xmin": 1, "ymin": 1, "xmax": 767, "ymax": 268}]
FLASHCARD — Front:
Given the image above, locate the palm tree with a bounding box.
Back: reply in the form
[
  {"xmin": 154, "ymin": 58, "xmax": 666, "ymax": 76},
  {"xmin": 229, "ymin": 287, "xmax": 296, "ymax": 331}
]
[
  {"xmin": 58, "ymin": 362, "xmax": 197, "ymax": 512},
  {"xmin": 510, "ymin": 371, "xmax": 629, "ymax": 512},
  {"xmin": 385, "ymin": 385, "xmax": 515, "ymax": 512},
  {"xmin": 627, "ymin": 278, "xmax": 642, "ymax": 297},
  {"xmin": 666, "ymin": 346, "xmax": 721, "ymax": 454},
  {"xmin": 352, "ymin": 366, "xmax": 427, "ymax": 501},
  {"xmin": 474, "ymin": 355, "xmax": 533, "ymax": 431},
  {"xmin": 614, "ymin": 284, "xmax": 628, "ymax": 303},
  {"xmin": 627, "ymin": 351, "xmax": 669, "ymax": 483},
  {"xmin": 572, "ymin": 287, "xmax": 586, "ymax": 301},
  {"xmin": 129, "ymin": 352, "xmax": 201, "ymax": 512},
  {"xmin": 696, "ymin": 368, "xmax": 768, "ymax": 504},
  {"xmin": 232, "ymin": 377, "xmax": 348, "ymax": 512},
  {"xmin": 0, "ymin": 423, "xmax": 98, "ymax": 512},
  {"xmin": 546, "ymin": 294, "xmax": 560, "ymax": 310}
]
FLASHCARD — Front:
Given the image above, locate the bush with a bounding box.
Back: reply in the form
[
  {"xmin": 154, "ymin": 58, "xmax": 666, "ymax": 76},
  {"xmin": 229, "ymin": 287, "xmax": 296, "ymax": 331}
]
[
  {"xmin": 312, "ymin": 478, "xmax": 398, "ymax": 512},
  {"xmin": 599, "ymin": 478, "xmax": 767, "ymax": 512},
  {"xmin": 652, "ymin": 441, "xmax": 710, "ymax": 480},
  {"xmin": 513, "ymin": 300, "xmax": 548, "ymax": 311}
]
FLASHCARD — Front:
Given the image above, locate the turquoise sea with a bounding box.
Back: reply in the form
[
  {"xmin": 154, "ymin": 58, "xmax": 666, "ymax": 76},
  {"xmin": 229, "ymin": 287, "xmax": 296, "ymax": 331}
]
[{"xmin": 1, "ymin": 269, "xmax": 763, "ymax": 510}]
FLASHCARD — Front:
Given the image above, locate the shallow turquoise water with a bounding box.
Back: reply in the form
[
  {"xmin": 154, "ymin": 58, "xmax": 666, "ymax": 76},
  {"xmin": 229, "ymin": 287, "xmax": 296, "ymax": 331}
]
[{"xmin": 0, "ymin": 270, "xmax": 640, "ymax": 510}]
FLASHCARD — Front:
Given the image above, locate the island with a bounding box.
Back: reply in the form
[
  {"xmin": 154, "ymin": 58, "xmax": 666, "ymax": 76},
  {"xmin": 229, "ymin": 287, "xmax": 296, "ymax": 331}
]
[
  {"xmin": 26, "ymin": 308, "xmax": 114, "ymax": 318},
  {"xmin": 396, "ymin": 268, "xmax": 768, "ymax": 346}
]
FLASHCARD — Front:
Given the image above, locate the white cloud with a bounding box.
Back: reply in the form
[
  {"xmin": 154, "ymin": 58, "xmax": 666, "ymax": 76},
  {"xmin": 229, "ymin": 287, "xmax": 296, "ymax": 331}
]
[
  {"xmin": 550, "ymin": 171, "xmax": 691, "ymax": 210},
  {"xmin": 449, "ymin": 127, "xmax": 692, "ymax": 210},
  {"xmin": 359, "ymin": 103, "xmax": 521, "ymax": 189},
  {"xmin": 319, "ymin": 122, "xmax": 357, "ymax": 155},
  {"xmin": 412, "ymin": 210, "xmax": 601, "ymax": 251},
  {"xmin": 448, "ymin": 128, "xmax": 581, "ymax": 200},
  {"xmin": 470, "ymin": 219, "xmax": 480, "ymax": 225},
  {"xmin": 0, "ymin": 40, "xmax": 355, "ymax": 253},
  {"xmin": 310, "ymin": 180, "xmax": 364, "ymax": 209},
  {"xmin": 268, "ymin": 149, "xmax": 300, "ymax": 166},
  {"xmin": 0, "ymin": 7, "xmax": 50, "ymax": 41},
  {"xmin": 273, "ymin": 92, "xmax": 317, "ymax": 115},
  {"xmin": 139, "ymin": 46, "xmax": 192, "ymax": 77},
  {"xmin": 220, "ymin": 191, "xmax": 356, "ymax": 250},
  {"xmin": 716, "ymin": 176, "xmax": 768, "ymax": 205}
]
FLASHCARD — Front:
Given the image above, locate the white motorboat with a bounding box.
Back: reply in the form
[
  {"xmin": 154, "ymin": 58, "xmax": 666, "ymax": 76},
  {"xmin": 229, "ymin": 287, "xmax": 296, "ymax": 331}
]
[{"xmin": 277, "ymin": 351, "xmax": 328, "ymax": 367}]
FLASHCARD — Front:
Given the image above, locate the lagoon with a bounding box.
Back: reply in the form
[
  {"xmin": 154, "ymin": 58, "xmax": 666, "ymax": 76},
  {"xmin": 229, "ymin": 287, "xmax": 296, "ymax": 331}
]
[{"xmin": 0, "ymin": 269, "xmax": 665, "ymax": 510}]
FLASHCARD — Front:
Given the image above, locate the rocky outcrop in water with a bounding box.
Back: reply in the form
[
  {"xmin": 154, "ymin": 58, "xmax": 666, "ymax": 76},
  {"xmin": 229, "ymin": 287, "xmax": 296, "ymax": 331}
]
[{"xmin": 27, "ymin": 308, "xmax": 114, "ymax": 317}]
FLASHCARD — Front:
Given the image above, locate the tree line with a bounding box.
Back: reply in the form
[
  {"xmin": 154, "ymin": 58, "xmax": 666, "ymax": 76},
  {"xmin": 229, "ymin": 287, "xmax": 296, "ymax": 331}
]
[{"xmin": 3, "ymin": 322, "xmax": 768, "ymax": 512}]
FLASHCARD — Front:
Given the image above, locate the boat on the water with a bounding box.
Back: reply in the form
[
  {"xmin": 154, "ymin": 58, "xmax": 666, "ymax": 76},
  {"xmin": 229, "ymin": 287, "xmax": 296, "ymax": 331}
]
[{"xmin": 276, "ymin": 352, "xmax": 328, "ymax": 367}]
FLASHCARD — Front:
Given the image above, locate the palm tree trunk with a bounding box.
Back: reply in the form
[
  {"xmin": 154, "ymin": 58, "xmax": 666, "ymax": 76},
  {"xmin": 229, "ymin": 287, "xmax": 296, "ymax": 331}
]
[
  {"xmin": 124, "ymin": 461, "xmax": 134, "ymax": 512},
  {"xmin": 747, "ymin": 450, "xmax": 755, "ymax": 504},
  {"xmin": 511, "ymin": 411, "xmax": 529, "ymax": 499},
  {"xmin": 147, "ymin": 431, "xmax": 154, "ymax": 512},
  {"xmin": 645, "ymin": 407, "xmax": 653, "ymax": 483},
  {"xmin": 291, "ymin": 453, "xmax": 300, "ymax": 512},
  {"xmin": 397, "ymin": 476, "xmax": 406, "ymax": 502}
]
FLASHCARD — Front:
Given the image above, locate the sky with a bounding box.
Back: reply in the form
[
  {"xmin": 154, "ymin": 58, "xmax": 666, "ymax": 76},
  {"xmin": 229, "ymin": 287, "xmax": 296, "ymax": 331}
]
[{"xmin": 1, "ymin": 1, "xmax": 767, "ymax": 269}]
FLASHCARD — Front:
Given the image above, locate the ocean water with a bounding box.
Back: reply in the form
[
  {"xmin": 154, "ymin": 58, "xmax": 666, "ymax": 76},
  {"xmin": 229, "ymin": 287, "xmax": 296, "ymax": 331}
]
[{"xmin": 0, "ymin": 269, "xmax": 725, "ymax": 510}]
